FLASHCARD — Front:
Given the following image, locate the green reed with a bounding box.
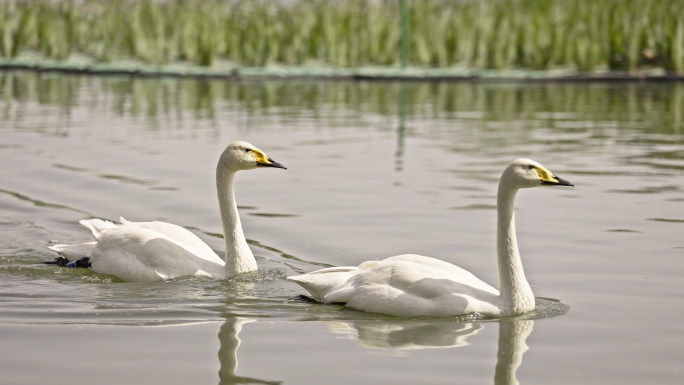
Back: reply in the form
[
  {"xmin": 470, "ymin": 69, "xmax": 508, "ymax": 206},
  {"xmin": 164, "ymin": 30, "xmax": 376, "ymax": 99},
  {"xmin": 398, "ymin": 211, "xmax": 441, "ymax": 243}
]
[{"xmin": 1, "ymin": 0, "xmax": 683, "ymax": 71}]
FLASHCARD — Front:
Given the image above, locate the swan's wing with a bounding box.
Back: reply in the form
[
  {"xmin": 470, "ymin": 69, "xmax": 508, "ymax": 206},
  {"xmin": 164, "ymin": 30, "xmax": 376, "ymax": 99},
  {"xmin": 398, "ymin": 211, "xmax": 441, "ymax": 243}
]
[
  {"xmin": 91, "ymin": 244, "xmax": 169, "ymax": 282},
  {"xmin": 302, "ymin": 266, "xmax": 360, "ymax": 275},
  {"xmin": 91, "ymin": 226, "xmax": 224, "ymax": 281},
  {"xmin": 383, "ymin": 254, "xmax": 499, "ymax": 294},
  {"xmin": 345, "ymin": 259, "xmax": 500, "ymax": 317},
  {"xmin": 289, "ymin": 255, "xmax": 501, "ymax": 317},
  {"xmin": 118, "ymin": 217, "xmax": 223, "ymax": 265}
]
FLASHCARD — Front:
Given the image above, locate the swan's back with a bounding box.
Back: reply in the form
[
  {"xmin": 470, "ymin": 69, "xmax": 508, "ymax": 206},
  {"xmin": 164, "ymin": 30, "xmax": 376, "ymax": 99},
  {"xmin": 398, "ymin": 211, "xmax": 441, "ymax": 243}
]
[{"xmin": 288, "ymin": 254, "xmax": 501, "ymax": 317}]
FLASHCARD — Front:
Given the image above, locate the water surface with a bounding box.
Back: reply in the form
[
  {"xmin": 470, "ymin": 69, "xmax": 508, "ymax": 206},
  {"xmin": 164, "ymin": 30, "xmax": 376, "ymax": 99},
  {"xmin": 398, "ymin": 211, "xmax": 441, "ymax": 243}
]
[{"xmin": 1, "ymin": 72, "xmax": 683, "ymax": 384}]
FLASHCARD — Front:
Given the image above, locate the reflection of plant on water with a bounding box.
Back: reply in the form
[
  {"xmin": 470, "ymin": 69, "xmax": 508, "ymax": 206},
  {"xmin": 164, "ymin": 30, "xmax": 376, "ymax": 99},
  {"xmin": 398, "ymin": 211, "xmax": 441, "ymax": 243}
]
[
  {"xmin": 4, "ymin": 72, "xmax": 681, "ymax": 183},
  {"xmin": 2, "ymin": 72, "xmax": 682, "ymax": 138}
]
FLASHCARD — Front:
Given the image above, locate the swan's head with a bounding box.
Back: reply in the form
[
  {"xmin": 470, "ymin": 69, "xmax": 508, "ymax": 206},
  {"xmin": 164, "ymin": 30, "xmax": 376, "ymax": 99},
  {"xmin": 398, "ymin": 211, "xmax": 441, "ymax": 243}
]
[
  {"xmin": 219, "ymin": 141, "xmax": 287, "ymax": 171},
  {"xmin": 502, "ymin": 159, "xmax": 573, "ymax": 189}
]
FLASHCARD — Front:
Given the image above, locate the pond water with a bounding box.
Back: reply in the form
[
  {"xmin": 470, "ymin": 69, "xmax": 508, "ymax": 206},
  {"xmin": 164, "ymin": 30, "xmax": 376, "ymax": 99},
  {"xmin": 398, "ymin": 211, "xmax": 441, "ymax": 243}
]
[{"xmin": 1, "ymin": 71, "xmax": 683, "ymax": 384}]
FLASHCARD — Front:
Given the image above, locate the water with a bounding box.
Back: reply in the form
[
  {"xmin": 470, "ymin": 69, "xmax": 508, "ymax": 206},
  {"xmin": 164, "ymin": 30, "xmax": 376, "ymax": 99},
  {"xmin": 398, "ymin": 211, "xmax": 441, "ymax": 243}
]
[{"xmin": 1, "ymin": 71, "xmax": 683, "ymax": 384}]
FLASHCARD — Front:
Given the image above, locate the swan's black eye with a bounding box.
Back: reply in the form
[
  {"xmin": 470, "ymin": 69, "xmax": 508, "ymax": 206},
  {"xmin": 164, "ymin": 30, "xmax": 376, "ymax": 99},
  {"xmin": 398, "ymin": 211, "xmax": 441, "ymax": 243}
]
[
  {"xmin": 244, "ymin": 148, "xmax": 252, "ymax": 153},
  {"xmin": 528, "ymin": 165, "xmax": 535, "ymax": 170}
]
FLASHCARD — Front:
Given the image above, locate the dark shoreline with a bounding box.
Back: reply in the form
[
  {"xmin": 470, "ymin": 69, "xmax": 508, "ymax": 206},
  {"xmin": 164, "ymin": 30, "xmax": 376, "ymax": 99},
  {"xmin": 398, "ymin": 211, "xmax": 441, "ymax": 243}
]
[{"xmin": 2, "ymin": 62, "xmax": 683, "ymax": 83}]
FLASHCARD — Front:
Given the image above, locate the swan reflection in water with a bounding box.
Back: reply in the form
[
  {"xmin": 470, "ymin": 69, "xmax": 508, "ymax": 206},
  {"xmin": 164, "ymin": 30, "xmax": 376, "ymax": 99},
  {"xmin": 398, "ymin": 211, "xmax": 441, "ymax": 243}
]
[
  {"xmin": 217, "ymin": 296, "xmax": 569, "ymax": 385},
  {"xmin": 217, "ymin": 316, "xmax": 532, "ymax": 385},
  {"xmin": 217, "ymin": 317, "xmax": 281, "ymax": 385},
  {"xmin": 326, "ymin": 318, "xmax": 534, "ymax": 385},
  {"xmin": 494, "ymin": 321, "xmax": 533, "ymax": 385},
  {"xmin": 326, "ymin": 319, "xmax": 484, "ymax": 350}
]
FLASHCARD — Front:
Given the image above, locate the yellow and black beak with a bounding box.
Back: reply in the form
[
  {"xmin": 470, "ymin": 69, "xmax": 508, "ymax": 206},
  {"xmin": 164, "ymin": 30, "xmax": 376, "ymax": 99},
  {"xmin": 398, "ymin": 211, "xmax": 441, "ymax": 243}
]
[
  {"xmin": 536, "ymin": 166, "xmax": 573, "ymax": 186},
  {"xmin": 258, "ymin": 157, "xmax": 287, "ymax": 169},
  {"xmin": 543, "ymin": 175, "xmax": 573, "ymax": 186},
  {"xmin": 254, "ymin": 149, "xmax": 287, "ymax": 170}
]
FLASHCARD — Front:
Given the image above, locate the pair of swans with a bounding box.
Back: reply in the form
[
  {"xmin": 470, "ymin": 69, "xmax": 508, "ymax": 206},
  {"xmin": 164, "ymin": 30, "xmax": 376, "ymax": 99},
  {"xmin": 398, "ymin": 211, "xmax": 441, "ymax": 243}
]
[{"xmin": 48, "ymin": 141, "xmax": 572, "ymax": 317}]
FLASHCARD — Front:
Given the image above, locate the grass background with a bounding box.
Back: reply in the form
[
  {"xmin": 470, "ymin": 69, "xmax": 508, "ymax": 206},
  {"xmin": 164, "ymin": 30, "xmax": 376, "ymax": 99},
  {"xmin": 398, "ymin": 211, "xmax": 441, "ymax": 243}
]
[{"xmin": 1, "ymin": 0, "xmax": 683, "ymax": 72}]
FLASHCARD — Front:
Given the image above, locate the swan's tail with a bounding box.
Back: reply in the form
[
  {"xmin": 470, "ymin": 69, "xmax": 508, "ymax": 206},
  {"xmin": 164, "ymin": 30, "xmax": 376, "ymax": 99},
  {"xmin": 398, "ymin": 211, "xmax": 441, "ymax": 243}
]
[
  {"xmin": 48, "ymin": 242, "xmax": 96, "ymax": 260},
  {"xmin": 79, "ymin": 218, "xmax": 117, "ymax": 240},
  {"xmin": 44, "ymin": 242, "xmax": 96, "ymax": 267},
  {"xmin": 287, "ymin": 266, "xmax": 360, "ymax": 303},
  {"xmin": 43, "ymin": 218, "xmax": 115, "ymax": 268}
]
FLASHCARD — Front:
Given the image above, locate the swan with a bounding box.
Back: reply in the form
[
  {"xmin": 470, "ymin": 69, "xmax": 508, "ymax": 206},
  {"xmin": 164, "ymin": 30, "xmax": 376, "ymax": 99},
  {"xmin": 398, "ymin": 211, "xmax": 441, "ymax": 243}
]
[
  {"xmin": 45, "ymin": 141, "xmax": 286, "ymax": 282},
  {"xmin": 288, "ymin": 159, "xmax": 572, "ymax": 318}
]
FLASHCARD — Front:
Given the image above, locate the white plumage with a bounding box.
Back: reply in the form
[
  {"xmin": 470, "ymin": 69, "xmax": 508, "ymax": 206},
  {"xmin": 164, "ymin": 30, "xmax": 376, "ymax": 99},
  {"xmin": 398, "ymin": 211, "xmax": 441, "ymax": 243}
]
[
  {"xmin": 289, "ymin": 159, "xmax": 573, "ymax": 318},
  {"xmin": 49, "ymin": 141, "xmax": 286, "ymax": 282}
]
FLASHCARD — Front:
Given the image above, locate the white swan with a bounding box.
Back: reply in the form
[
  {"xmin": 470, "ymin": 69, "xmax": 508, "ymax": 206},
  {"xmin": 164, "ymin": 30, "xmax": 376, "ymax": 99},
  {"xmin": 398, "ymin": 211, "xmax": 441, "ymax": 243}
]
[
  {"xmin": 47, "ymin": 141, "xmax": 286, "ymax": 282},
  {"xmin": 288, "ymin": 159, "xmax": 572, "ymax": 318}
]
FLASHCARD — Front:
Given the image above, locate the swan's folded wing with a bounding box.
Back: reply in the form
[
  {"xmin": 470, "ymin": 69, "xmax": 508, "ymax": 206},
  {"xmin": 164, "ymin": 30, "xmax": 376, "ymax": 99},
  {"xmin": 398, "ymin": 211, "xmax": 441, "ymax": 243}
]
[
  {"xmin": 119, "ymin": 218, "xmax": 223, "ymax": 265},
  {"xmin": 340, "ymin": 260, "xmax": 500, "ymax": 317},
  {"xmin": 384, "ymin": 254, "xmax": 499, "ymax": 295},
  {"xmin": 91, "ymin": 242, "xmax": 170, "ymax": 282},
  {"xmin": 92, "ymin": 226, "xmax": 224, "ymax": 281}
]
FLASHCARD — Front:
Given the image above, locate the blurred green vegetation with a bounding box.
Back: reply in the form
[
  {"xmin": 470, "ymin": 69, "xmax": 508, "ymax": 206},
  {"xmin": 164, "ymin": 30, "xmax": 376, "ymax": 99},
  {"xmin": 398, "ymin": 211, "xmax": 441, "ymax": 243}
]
[
  {"xmin": 0, "ymin": 0, "xmax": 683, "ymax": 71},
  {"xmin": 2, "ymin": 70, "xmax": 683, "ymax": 137}
]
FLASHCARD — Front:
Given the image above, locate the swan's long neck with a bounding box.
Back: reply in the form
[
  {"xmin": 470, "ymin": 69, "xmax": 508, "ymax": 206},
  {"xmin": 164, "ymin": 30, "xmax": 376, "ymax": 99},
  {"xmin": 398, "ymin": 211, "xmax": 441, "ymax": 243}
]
[
  {"xmin": 216, "ymin": 167, "xmax": 258, "ymax": 277},
  {"xmin": 496, "ymin": 184, "xmax": 535, "ymax": 315}
]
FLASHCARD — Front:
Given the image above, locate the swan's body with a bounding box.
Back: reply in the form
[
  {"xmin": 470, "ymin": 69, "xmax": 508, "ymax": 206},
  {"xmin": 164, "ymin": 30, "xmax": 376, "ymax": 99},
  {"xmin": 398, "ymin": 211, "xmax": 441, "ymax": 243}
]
[
  {"xmin": 48, "ymin": 141, "xmax": 286, "ymax": 282},
  {"xmin": 288, "ymin": 159, "xmax": 572, "ymax": 318}
]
